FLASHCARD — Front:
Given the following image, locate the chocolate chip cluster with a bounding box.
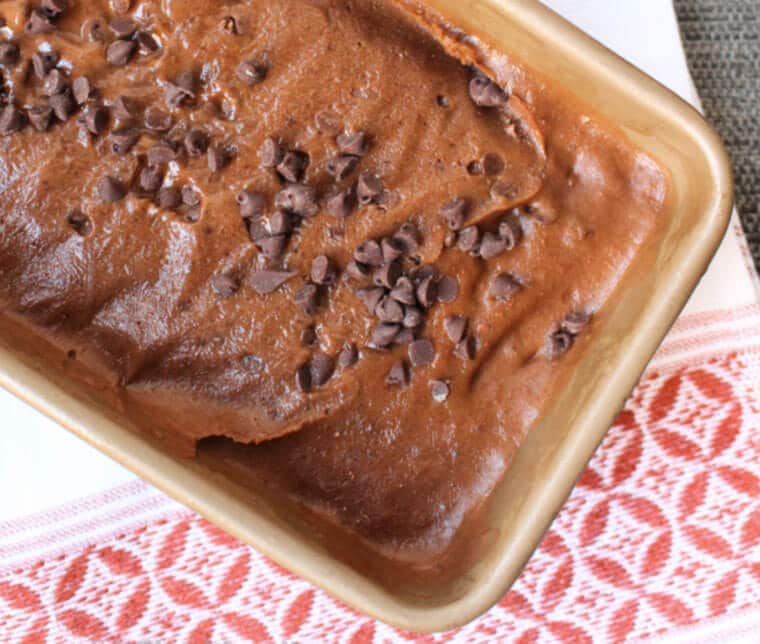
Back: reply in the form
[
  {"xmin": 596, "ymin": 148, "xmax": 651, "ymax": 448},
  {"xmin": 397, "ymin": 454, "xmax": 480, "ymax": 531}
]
[
  {"xmin": 1, "ymin": 7, "xmax": 592, "ymax": 401},
  {"xmin": 1, "ymin": 2, "xmax": 160, "ymax": 137},
  {"xmin": 346, "ymin": 222, "xmax": 465, "ymax": 387},
  {"xmin": 545, "ymin": 311, "xmax": 591, "ymax": 359},
  {"xmin": 440, "ymin": 197, "xmax": 524, "ymax": 259}
]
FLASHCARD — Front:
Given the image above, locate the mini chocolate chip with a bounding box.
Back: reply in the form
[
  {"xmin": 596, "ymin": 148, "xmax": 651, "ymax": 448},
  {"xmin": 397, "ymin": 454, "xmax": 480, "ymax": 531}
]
[
  {"xmin": 236, "ymin": 190, "xmax": 266, "ymax": 218},
  {"xmin": 274, "ymin": 183, "xmax": 318, "ymax": 217},
  {"xmin": 483, "ymin": 152, "xmax": 504, "ymax": 175},
  {"xmin": 97, "ymin": 176, "xmax": 125, "ymax": 202},
  {"xmin": 276, "ymin": 151, "xmax": 309, "ymax": 183},
  {"xmin": 416, "ymin": 275, "xmax": 438, "ymax": 309},
  {"xmin": 546, "ymin": 329, "xmax": 574, "ymax": 359},
  {"xmin": 27, "ymin": 105, "xmax": 52, "ymax": 131},
  {"xmin": 295, "ymin": 363, "xmax": 311, "ymax": 392},
  {"xmin": 431, "ymin": 380, "xmax": 450, "ymax": 402},
  {"xmin": 444, "ymin": 315, "xmax": 467, "ymax": 343},
  {"xmin": 137, "ymin": 165, "xmax": 163, "ymax": 193},
  {"xmin": 411, "ymin": 264, "xmax": 439, "ymax": 285},
  {"xmin": 357, "ymin": 171, "xmax": 382, "ymax": 205},
  {"xmin": 237, "ymin": 60, "xmax": 267, "ymax": 85},
  {"xmin": 338, "ymin": 343, "xmax": 358, "ymax": 368},
  {"xmin": 469, "ymin": 73, "xmax": 507, "ymax": 108},
  {"xmin": 440, "ymin": 198, "xmax": 468, "ymax": 231},
  {"xmin": 31, "ymin": 51, "xmax": 58, "ymax": 80},
  {"xmin": 402, "ymin": 306, "xmax": 423, "ymax": 329},
  {"xmin": 393, "ymin": 222, "xmax": 421, "ymax": 255},
  {"xmin": 113, "ymin": 95, "xmax": 140, "ymax": 120},
  {"xmin": 109, "ymin": 17, "xmax": 135, "ymax": 39},
  {"xmin": 184, "ymin": 129, "xmax": 209, "ymax": 156},
  {"xmin": 247, "ymin": 270, "xmax": 296, "ymax": 295},
  {"xmin": 258, "ymin": 234, "xmax": 288, "ymax": 259},
  {"xmin": 156, "ymin": 186, "xmax": 181, "ymax": 209},
  {"xmin": 165, "ymin": 71, "xmax": 195, "ymax": 106},
  {"xmin": 208, "ymin": 146, "xmax": 229, "ymax": 172},
  {"xmin": 454, "ymin": 335, "xmax": 477, "ymax": 360},
  {"xmin": 145, "ymin": 107, "xmax": 172, "ymax": 131},
  {"xmin": 353, "ymin": 240, "xmax": 383, "ymax": 266},
  {"xmin": 356, "ymin": 287, "xmax": 384, "ymax": 314},
  {"xmin": 562, "ymin": 311, "xmax": 591, "ymax": 335},
  {"xmin": 72, "ymin": 77, "xmax": 93, "ymax": 104},
  {"xmin": 371, "ymin": 323, "xmax": 400, "ymax": 348},
  {"xmin": 211, "ymin": 273, "xmax": 239, "ymax": 297},
  {"xmin": 48, "ymin": 90, "xmax": 74, "ymax": 121},
  {"xmin": 136, "ymin": 31, "xmax": 160, "ymax": 54},
  {"xmin": 0, "ymin": 43, "xmax": 20, "ymax": 67},
  {"xmin": 346, "ymin": 259, "xmax": 370, "ymax": 280},
  {"xmin": 491, "ymin": 273, "xmax": 521, "ymax": 301},
  {"xmin": 41, "ymin": 0, "xmax": 68, "ymax": 17},
  {"xmin": 373, "ymin": 261, "xmax": 401, "ymax": 289},
  {"xmin": 381, "ymin": 237, "xmax": 405, "ymax": 263},
  {"xmin": 260, "ymin": 137, "xmax": 285, "ymax": 167},
  {"xmin": 409, "ymin": 338, "xmax": 435, "ymax": 367},
  {"xmin": 467, "ymin": 160, "xmax": 483, "ymax": 175},
  {"xmin": 386, "ymin": 361, "xmax": 409, "ymax": 386},
  {"xmin": 326, "ymin": 188, "xmax": 356, "ymax": 218},
  {"xmin": 82, "ymin": 106, "xmax": 109, "ymax": 135},
  {"xmin": 66, "ymin": 209, "xmax": 92, "ymax": 236},
  {"xmin": 436, "ymin": 95, "xmax": 450, "ymax": 108},
  {"xmin": 309, "ymin": 354, "xmax": 334, "ymax": 387},
  {"xmin": 106, "ymin": 39, "xmax": 137, "ymax": 66},
  {"xmin": 25, "ymin": 10, "xmax": 55, "ymax": 34},
  {"xmin": 375, "ymin": 296, "xmax": 404, "ymax": 323},
  {"xmin": 436, "ymin": 275, "xmax": 459, "ymax": 303},
  {"xmin": 311, "ymin": 255, "xmax": 337, "ymax": 285},
  {"xmin": 269, "ymin": 210, "xmax": 291, "ymax": 235},
  {"xmin": 336, "ymin": 131, "xmax": 369, "ymax": 156},
  {"xmin": 221, "ymin": 16, "xmax": 238, "ymax": 34},
  {"xmin": 457, "ymin": 225, "xmax": 481, "ymax": 253},
  {"xmin": 248, "ymin": 219, "xmax": 268, "ymax": 242},
  {"xmin": 326, "ymin": 154, "xmax": 358, "ymax": 181},
  {"xmin": 479, "ymin": 232, "xmax": 507, "ymax": 260},
  {"xmin": 499, "ymin": 215, "xmax": 523, "ymax": 250},
  {"xmin": 390, "ymin": 276, "xmax": 416, "ymax": 305},
  {"xmin": 294, "ymin": 283, "xmax": 320, "ymax": 315},
  {"xmin": 301, "ymin": 325, "xmax": 317, "ymax": 347},
  {"xmin": 147, "ymin": 140, "xmax": 177, "ymax": 165},
  {"xmin": 181, "ymin": 186, "xmax": 200, "ymax": 207}
]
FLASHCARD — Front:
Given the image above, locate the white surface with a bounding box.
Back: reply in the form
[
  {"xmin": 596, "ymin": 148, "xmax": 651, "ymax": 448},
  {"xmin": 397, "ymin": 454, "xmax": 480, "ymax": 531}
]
[
  {"xmin": 0, "ymin": 0, "xmax": 754, "ymax": 522},
  {"xmin": 0, "ymin": 396, "xmax": 134, "ymax": 520}
]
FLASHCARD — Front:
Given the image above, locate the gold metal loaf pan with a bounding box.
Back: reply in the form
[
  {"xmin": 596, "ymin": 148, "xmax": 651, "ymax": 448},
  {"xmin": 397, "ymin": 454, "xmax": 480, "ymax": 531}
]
[{"xmin": 0, "ymin": 0, "xmax": 733, "ymax": 632}]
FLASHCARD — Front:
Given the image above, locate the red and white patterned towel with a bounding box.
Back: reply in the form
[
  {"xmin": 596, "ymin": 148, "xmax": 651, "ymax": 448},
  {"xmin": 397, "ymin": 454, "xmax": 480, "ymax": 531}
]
[
  {"xmin": 1, "ymin": 304, "xmax": 759, "ymax": 642},
  {"xmin": 1, "ymin": 2, "xmax": 759, "ymax": 642}
]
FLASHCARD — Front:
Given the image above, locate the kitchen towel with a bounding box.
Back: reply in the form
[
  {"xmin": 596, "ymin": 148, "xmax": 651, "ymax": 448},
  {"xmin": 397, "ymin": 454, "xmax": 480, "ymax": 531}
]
[{"xmin": 1, "ymin": 1, "xmax": 759, "ymax": 641}]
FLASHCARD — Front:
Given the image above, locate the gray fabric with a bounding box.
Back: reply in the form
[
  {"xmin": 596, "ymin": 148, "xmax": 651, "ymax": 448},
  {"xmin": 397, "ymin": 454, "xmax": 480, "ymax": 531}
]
[{"xmin": 674, "ymin": 0, "xmax": 760, "ymax": 268}]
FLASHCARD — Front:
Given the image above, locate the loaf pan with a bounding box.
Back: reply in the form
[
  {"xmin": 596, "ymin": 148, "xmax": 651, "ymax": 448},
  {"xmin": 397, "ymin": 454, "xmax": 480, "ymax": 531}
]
[{"xmin": 0, "ymin": 0, "xmax": 733, "ymax": 632}]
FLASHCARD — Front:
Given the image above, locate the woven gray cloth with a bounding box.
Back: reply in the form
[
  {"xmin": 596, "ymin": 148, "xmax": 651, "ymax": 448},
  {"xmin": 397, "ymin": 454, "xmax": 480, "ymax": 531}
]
[{"xmin": 675, "ymin": 0, "xmax": 760, "ymax": 268}]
